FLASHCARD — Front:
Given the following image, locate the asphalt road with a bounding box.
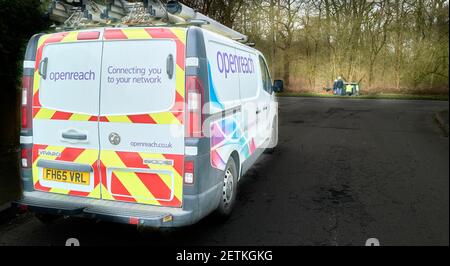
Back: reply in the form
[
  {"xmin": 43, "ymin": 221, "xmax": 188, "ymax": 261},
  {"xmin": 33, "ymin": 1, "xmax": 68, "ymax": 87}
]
[{"xmin": 0, "ymin": 97, "xmax": 448, "ymax": 246}]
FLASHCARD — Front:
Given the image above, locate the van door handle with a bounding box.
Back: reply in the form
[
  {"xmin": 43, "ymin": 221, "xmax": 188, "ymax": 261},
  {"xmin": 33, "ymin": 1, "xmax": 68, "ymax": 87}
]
[
  {"xmin": 38, "ymin": 57, "xmax": 48, "ymax": 80},
  {"xmin": 263, "ymin": 106, "xmax": 268, "ymax": 111},
  {"xmin": 166, "ymin": 54, "xmax": 174, "ymax": 79},
  {"xmin": 256, "ymin": 109, "xmax": 261, "ymax": 114},
  {"xmin": 62, "ymin": 129, "xmax": 87, "ymax": 141}
]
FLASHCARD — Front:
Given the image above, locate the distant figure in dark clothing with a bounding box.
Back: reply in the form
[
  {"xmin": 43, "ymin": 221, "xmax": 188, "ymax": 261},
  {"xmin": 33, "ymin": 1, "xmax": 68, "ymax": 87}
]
[
  {"xmin": 336, "ymin": 76, "xmax": 344, "ymax": 95},
  {"xmin": 333, "ymin": 79, "xmax": 338, "ymax": 95}
]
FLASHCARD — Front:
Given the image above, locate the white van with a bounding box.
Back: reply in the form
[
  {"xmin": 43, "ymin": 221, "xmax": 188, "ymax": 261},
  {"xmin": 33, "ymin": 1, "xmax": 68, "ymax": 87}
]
[{"xmin": 17, "ymin": 26, "xmax": 283, "ymax": 227}]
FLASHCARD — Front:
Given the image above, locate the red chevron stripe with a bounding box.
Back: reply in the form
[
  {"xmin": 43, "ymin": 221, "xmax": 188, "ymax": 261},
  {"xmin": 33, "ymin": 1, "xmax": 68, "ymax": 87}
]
[
  {"xmin": 56, "ymin": 147, "xmax": 85, "ymax": 162},
  {"xmin": 35, "ymin": 181, "xmax": 51, "ymax": 192},
  {"xmin": 104, "ymin": 29, "xmax": 128, "ymax": 40},
  {"xmin": 128, "ymin": 114, "xmax": 157, "ymax": 124},
  {"xmin": 51, "ymin": 111, "xmax": 73, "ymax": 120},
  {"xmin": 99, "ymin": 116, "xmax": 110, "ymax": 122},
  {"xmin": 110, "ymin": 172, "xmax": 137, "ymax": 203},
  {"xmin": 92, "ymin": 160, "xmax": 100, "ymax": 185},
  {"xmin": 32, "ymin": 107, "xmax": 40, "ymax": 118},
  {"xmin": 99, "ymin": 160, "xmax": 108, "ymax": 185},
  {"xmin": 68, "ymin": 190, "xmax": 90, "ymax": 197},
  {"xmin": 116, "ymin": 151, "xmax": 146, "ymax": 169},
  {"xmin": 33, "ymin": 91, "xmax": 41, "ymax": 107}
]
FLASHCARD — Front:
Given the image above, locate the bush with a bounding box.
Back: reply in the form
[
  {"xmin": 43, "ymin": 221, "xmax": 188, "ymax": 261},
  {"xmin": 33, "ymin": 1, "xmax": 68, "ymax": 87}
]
[{"xmin": 0, "ymin": 0, "xmax": 49, "ymax": 149}]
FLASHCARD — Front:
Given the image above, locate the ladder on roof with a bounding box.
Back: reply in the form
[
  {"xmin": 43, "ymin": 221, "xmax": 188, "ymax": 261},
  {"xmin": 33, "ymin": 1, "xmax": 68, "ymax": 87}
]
[{"xmin": 47, "ymin": 0, "xmax": 248, "ymax": 42}]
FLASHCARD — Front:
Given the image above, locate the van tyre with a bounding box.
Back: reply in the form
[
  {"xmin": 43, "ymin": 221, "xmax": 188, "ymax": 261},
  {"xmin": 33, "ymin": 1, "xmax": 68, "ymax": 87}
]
[{"xmin": 215, "ymin": 158, "xmax": 238, "ymax": 219}]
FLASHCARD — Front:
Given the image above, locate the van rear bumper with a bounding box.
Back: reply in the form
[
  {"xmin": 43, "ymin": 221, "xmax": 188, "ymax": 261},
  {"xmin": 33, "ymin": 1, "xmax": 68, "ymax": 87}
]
[{"xmin": 15, "ymin": 191, "xmax": 195, "ymax": 228}]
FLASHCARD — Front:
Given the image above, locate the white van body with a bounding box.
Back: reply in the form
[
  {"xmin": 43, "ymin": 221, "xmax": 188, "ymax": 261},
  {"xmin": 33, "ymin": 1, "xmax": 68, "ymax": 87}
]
[{"xmin": 18, "ymin": 26, "xmax": 278, "ymax": 227}]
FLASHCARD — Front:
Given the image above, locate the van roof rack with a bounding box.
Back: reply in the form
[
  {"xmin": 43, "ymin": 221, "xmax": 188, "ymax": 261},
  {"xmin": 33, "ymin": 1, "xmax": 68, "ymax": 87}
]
[{"xmin": 47, "ymin": 0, "xmax": 249, "ymax": 43}]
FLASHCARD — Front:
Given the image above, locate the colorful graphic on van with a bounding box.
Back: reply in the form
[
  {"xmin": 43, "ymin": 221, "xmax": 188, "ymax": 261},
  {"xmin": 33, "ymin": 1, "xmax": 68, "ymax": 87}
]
[
  {"xmin": 210, "ymin": 114, "xmax": 256, "ymax": 170},
  {"xmin": 208, "ymin": 62, "xmax": 224, "ymax": 110}
]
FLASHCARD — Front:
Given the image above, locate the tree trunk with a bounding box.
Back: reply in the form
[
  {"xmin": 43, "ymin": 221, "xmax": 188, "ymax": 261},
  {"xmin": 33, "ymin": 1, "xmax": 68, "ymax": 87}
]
[{"xmin": 283, "ymin": 49, "xmax": 290, "ymax": 88}]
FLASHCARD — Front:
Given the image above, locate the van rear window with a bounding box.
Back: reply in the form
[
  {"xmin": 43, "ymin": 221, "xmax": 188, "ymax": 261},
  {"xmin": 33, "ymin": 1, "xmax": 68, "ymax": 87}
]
[
  {"xmin": 39, "ymin": 42, "xmax": 103, "ymax": 115},
  {"xmin": 100, "ymin": 40, "xmax": 177, "ymax": 116}
]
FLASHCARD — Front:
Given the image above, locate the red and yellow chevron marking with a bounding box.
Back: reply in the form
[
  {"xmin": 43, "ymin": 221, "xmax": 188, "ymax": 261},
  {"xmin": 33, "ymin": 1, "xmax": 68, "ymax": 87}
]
[
  {"xmin": 100, "ymin": 150, "xmax": 183, "ymax": 207},
  {"xmin": 31, "ymin": 28, "xmax": 187, "ymax": 205},
  {"xmin": 33, "ymin": 28, "xmax": 187, "ymax": 125},
  {"xmin": 32, "ymin": 144, "xmax": 101, "ymax": 198}
]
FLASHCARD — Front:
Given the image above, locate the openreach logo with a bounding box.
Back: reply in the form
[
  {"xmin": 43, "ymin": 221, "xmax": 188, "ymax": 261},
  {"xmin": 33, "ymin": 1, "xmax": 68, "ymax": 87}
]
[
  {"xmin": 48, "ymin": 70, "xmax": 96, "ymax": 82},
  {"xmin": 217, "ymin": 51, "xmax": 255, "ymax": 78}
]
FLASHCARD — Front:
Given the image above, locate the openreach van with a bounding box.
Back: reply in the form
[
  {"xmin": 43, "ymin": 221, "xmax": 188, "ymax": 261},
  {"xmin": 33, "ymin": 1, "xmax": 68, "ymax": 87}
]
[{"xmin": 17, "ymin": 0, "xmax": 283, "ymax": 228}]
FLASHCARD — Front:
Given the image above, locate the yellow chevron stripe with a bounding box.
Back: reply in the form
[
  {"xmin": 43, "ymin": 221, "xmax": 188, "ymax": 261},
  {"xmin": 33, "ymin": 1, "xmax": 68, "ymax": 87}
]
[
  {"xmin": 123, "ymin": 28, "xmax": 153, "ymax": 39},
  {"xmin": 34, "ymin": 108, "xmax": 56, "ymax": 120},
  {"xmin": 37, "ymin": 34, "xmax": 51, "ymax": 47},
  {"xmin": 113, "ymin": 171, "xmax": 160, "ymax": 205},
  {"xmin": 101, "ymin": 151, "xmax": 126, "ymax": 168},
  {"xmin": 99, "ymin": 184, "xmax": 114, "ymax": 200},
  {"xmin": 150, "ymin": 112, "xmax": 180, "ymax": 125},
  {"xmin": 171, "ymin": 28, "xmax": 187, "ymax": 45},
  {"xmin": 176, "ymin": 65, "xmax": 185, "ymax": 98},
  {"xmin": 69, "ymin": 113, "xmax": 93, "ymax": 121},
  {"xmin": 33, "ymin": 71, "xmax": 40, "ymax": 95},
  {"xmin": 106, "ymin": 115, "xmax": 132, "ymax": 123},
  {"xmin": 49, "ymin": 187, "xmax": 69, "ymax": 195},
  {"xmin": 88, "ymin": 184, "xmax": 102, "ymax": 198},
  {"xmin": 73, "ymin": 149, "xmax": 98, "ymax": 165},
  {"xmin": 62, "ymin": 31, "xmax": 78, "ymax": 42}
]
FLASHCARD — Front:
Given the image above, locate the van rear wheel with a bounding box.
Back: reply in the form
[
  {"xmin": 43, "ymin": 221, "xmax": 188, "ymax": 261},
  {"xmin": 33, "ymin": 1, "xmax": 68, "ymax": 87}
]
[{"xmin": 215, "ymin": 158, "xmax": 238, "ymax": 218}]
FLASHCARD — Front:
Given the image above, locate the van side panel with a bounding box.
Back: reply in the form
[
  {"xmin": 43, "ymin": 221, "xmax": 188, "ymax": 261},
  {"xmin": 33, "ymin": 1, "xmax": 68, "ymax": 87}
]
[{"xmin": 202, "ymin": 30, "xmax": 260, "ymax": 174}]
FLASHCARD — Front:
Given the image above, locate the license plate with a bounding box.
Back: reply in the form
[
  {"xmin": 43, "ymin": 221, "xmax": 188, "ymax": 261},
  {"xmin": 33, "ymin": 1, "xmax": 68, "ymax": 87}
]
[{"xmin": 43, "ymin": 168, "xmax": 90, "ymax": 185}]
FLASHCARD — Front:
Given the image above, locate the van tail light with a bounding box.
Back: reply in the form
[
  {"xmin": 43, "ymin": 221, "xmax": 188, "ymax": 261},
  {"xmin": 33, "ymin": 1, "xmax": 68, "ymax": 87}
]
[
  {"xmin": 184, "ymin": 161, "xmax": 194, "ymax": 185},
  {"xmin": 21, "ymin": 147, "xmax": 32, "ymax": 169},
  {"xmin": 21, "ymin": 75, "xmax": 33, "ymax": 131},
  {"xmin": 185, "ymin": 76, "xmax": 204, "ymax": 138}
]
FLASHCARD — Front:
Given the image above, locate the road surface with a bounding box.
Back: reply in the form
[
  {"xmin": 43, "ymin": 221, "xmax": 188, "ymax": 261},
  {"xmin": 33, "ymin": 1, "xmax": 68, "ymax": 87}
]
[{"xmin": 0, "ymin": 97, "xmax": 448, "ymax": 246}]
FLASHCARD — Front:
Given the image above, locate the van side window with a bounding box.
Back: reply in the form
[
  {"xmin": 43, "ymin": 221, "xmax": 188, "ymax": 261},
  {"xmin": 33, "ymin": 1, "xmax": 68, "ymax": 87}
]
[{"xmin": 259, "ymin": 56, "xmax": 272, "ymax": 94}]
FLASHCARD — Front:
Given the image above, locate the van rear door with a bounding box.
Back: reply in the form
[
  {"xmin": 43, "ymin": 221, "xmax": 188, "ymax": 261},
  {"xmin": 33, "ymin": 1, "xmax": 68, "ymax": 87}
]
[
  {"xmin": 98, "ymin": 28, "xmax": 186, "ymax": 207},
  {"xmin": 32, "ymin": 31, "xmax": 103, "ymax": 198}
]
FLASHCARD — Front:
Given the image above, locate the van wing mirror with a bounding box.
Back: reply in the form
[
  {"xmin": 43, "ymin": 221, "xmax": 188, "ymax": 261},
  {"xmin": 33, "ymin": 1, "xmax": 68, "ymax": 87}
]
[
  {"xmin": 166, "ymin": 54, "xmax": 174, "ymax": 79},
  {"xmin": 273, "ymin": 80, "xmax": 284, "ymax": 93}
]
